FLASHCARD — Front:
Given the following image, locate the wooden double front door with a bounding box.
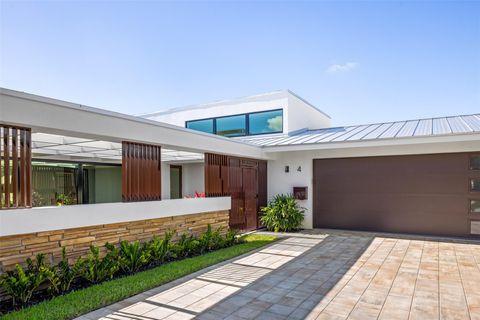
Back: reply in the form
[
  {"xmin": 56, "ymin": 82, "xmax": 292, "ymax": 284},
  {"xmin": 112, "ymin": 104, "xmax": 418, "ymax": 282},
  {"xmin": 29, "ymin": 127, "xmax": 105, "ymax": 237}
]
[{"xmin": 205, "ymin": 154, "xmax": 267, "ymax": 231}]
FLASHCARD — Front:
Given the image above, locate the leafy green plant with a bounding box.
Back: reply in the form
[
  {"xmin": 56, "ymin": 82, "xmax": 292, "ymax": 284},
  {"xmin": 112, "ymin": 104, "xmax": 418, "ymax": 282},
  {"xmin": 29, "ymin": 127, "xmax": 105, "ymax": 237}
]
[
  {"xmin": 0, "ymin": 225, "xmax": 259, "ymax": 316},
  {"xmin": 47, "ymin": 248, "xmax": 84, "ymax": 295},
  {"xmin": 1, "ymin": 234, "xmax": 277, "ymax": 320},
  {"xmin": 55, "ymin": 193, "xmax": 75, "ymax": 206},
  {"xmin": 170, "ymin": 233, "xmax": 201, "ymax": 258},
  {"xmin": 0, "ymin": 264, "xmax": 49, "ymax": 307},
  {"xmin": 199, "ymin": 224, "xmax": 213, "ymax": 253},
  {"xmin": 224, "ymin": 229, "xmax": 240, "ymax": 247},
  {"xmin": 26, "ymin": 253, "xmax": 47, "ymax": 273},
  {"xmin": 118, "ymin": 241, "xmax": 149, "ymax": 273},
  {"xmin": 146, "ymin": 230, "xmax": 174, "ymax": 264},
  {"xmin": 211, "ymin": 226, "xmax": 225, "ymax": 249},
  {"xmin": 260, "ymin": 194, "xmax": 305, "ymax": 232},
  {"xmin": 81, "ymin": 244, "xmax": 119, "ymax": 283}
]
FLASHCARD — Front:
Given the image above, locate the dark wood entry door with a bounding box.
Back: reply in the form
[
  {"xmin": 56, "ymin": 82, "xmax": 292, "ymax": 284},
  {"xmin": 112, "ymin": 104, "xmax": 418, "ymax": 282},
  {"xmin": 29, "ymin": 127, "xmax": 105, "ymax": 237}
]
[
  {"xmin": 243, "ymin": 167, "xmax": 258, "ymax": 231},
  {"xmin": 228, "ymin": 159, "xmax": 258, "ymax": 231},
  {"xmin": 313, "ymin": 153, "xmax": 476, "ymax": 237},
  {"xmin": 204, "ymin": 153, "xmax": 267, "ymax": 232}
]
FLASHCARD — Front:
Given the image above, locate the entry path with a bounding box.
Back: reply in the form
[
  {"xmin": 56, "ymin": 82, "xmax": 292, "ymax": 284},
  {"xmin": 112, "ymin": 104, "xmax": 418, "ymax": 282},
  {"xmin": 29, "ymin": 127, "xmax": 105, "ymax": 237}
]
[{"xmin": 76, "ymin": 230, "xmax": 480, "ymax": 320}]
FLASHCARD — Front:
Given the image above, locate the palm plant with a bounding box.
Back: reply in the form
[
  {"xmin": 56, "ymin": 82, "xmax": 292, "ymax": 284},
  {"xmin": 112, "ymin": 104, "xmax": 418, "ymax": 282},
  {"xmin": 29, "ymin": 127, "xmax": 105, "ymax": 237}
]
[{"xmin": 260, "ymin": 194, "xmax": 305, "ymax": 232}]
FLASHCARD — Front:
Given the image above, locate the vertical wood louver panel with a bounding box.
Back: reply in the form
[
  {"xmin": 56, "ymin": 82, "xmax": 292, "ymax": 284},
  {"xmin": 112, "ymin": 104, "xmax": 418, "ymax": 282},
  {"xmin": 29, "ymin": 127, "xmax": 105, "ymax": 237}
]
[
  {"xmin": 0, "ymin": 125, "xmax": 32, "ymax": 209},
  {"xmin": 122, "ymin": 141, "xmax": 161, "ymax": 202},
  {"xmin": 204, "ymin": 153, "xmax": 230, "ymax": 197}
]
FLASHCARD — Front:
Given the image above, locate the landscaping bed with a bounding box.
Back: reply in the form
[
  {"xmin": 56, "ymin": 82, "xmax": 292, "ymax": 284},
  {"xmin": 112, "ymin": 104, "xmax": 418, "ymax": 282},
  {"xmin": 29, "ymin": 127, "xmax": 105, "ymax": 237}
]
[{"xmin": 0, "ymin": 229, "xmax": 276, "ymax": 320}]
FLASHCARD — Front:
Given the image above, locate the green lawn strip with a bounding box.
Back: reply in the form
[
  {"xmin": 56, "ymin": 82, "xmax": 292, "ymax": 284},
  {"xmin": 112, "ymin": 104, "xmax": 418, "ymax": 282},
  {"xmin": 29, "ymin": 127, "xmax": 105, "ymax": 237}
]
[{"xmin": 1, "ymin": 235, "xmax": 276, "ymax": 320}]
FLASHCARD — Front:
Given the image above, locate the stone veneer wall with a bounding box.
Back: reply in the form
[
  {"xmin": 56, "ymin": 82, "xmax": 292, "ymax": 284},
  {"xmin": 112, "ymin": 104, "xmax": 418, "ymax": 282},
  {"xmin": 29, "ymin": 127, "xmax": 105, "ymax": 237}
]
[{"xmin": 0, "ymin": 210, "xmax": 229, "ymax": 271}]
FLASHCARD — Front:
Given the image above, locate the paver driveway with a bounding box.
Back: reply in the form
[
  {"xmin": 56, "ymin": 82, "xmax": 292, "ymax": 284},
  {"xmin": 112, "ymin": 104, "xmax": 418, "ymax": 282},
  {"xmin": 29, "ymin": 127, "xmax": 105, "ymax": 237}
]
[{"xmin": 77, "ymin": 230, "xmax": 480, "ymax": 320}]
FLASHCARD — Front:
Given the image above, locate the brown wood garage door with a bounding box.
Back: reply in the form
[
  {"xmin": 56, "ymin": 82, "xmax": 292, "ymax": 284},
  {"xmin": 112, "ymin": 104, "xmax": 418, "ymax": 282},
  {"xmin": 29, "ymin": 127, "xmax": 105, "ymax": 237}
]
[{"xmin": 313, "ymin": 153, "xmax": 479, "ymax": 237}]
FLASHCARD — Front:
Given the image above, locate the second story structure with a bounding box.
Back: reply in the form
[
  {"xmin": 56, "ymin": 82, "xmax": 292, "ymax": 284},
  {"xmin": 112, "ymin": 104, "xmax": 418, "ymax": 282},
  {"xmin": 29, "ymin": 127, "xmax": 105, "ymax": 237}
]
[{"xmin": 141, "ymin": 90, "xmax": 331, "ymax": 137}]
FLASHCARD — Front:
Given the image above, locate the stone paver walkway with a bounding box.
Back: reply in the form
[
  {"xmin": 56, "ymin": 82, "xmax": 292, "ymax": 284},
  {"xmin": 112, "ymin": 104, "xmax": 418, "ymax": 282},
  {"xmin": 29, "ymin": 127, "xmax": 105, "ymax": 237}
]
[{"xmin": 77, "ymin": 230, "xmax": 480, "ymax": 320}]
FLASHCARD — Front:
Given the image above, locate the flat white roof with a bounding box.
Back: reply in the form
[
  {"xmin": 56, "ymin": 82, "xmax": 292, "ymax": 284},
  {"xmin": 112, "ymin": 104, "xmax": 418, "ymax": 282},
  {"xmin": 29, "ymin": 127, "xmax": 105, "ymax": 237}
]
[{"xmin": 139, "ymin": 89, "xmax": 331, "ymax": 119}]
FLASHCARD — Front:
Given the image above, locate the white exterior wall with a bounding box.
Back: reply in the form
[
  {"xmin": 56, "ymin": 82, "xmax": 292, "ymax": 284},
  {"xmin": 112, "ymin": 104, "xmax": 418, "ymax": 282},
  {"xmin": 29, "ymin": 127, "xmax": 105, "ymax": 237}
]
[
  {"xmin": 161, "ymin": 163, "xmax": 171, "ymax": 199},
  {"xmin": 267, "ymin": 137, "xmax": 480, "ymax": 229},
  {"xmin": 147, "ymin": 97, "xmax": 289, "ymax": 130},
  {"xmin": 287, "ymin": 94, "xmax": 331, "ymax": 131},
  {"xmin": 182, "ymin": 163, "xmax": 205, "ymax": 197},
  {"xmin": 162, "ymin": 162, "xmax": 205, "ymax": 199},
  {"xmin": 0, "ymin": 197, "xmax": 231, "ymax": 237}
]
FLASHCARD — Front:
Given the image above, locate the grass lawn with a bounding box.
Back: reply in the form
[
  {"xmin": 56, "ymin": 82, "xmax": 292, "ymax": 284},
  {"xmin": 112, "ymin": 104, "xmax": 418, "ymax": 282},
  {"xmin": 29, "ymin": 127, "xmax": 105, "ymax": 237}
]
[{"xmin": 1, "ymin": 234, "xmax": 276, "ymax": 320}]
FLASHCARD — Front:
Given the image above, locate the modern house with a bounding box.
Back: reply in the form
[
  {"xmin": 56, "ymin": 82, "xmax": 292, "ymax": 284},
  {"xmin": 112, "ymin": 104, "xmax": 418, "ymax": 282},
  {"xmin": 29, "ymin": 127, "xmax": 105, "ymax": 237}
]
[{"xmin": 1, "ymin": 87, "xmax": 479, "ymax": 269}]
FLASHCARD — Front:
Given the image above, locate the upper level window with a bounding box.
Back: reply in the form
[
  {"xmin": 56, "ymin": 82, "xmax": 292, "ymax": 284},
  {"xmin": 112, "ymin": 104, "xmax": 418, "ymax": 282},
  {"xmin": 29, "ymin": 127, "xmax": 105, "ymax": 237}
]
[
  {"xmin": 185, "ymin": 109, "xmax": 283, "ymax": 137},
  {"xmin": 249, "ymin": 110, "xmax": 283, "ymax": 135},
  {"xmin": 186, "ymin": 119, "xmax": 214, "ymax": 134},
  {"xmin": 216, "ymin": 115, "xmax": 246, "ymax": 137}
]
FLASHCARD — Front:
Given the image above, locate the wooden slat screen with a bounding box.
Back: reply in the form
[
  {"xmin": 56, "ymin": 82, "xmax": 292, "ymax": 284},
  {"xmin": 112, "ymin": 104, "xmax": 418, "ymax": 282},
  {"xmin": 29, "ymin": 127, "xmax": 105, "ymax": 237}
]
[
  {"xmin": 205, "ymin": 153, "xmax": 268, "ymax": 231},
  {"xmin": 204, "ymin": 153, "xmax": 230, "ymax": 197},
  {"xmin": 0, "ymin": 125, "xmax": 32, "ymax": 209},
  {"xmin": 122, "ymin": 141, "xmax": 161, "ymax": 202}
]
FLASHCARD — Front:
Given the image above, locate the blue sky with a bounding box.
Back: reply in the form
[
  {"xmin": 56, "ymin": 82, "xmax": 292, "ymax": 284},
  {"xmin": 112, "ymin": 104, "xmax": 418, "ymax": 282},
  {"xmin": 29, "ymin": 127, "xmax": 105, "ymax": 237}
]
[{"xmin": 1, "ymin": 1, "xmax": 479, "ymax": 126}]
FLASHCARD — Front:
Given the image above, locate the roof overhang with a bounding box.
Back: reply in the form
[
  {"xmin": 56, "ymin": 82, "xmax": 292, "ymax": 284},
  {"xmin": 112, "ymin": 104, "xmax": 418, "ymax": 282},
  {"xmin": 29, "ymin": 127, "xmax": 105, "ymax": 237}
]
[
  {"xmin": 0, "ymin": 88, "xmax": 269, "ymax": 160},
  {"xmin": 263, "ymin": 133, "xmax": 480, "ymax": 158}
]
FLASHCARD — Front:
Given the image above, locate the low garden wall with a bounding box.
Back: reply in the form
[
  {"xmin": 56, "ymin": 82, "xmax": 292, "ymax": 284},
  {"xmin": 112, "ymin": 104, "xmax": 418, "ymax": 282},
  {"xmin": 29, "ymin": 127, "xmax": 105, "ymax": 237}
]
[
  {"xmin": 0, "ymin": 210, "xmax": 229, "ymax": 271},
  {"xmin": 0, "ymin": 197, "xmax": 231, "ymax": 271}
]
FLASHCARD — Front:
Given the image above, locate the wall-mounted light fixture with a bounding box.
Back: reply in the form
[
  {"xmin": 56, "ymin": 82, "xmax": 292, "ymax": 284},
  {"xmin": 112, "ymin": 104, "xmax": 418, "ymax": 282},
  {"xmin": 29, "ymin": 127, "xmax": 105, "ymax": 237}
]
[{"xmin": 285, "ymin": 165, "xmax": 289, "ymax": 173}]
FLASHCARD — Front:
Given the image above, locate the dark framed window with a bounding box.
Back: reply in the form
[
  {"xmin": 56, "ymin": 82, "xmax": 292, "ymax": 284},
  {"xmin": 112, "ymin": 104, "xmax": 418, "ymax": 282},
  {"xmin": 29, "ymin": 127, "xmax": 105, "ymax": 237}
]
[
  {"xmin": 470, "ymin": 155, "xmax": 480, "ymax": 170},
  {"xmin": 186, "ymin": 119, "xmax": 214, "ymax": 134},
  {"xmin": 248, "ymin": 110, "xmax": 283, "ymax": 135},
  {"xmin": 471, "ymin": 200, "xmax": 480, "ymax": 213},
  {"xmin": 216, "ymin": 115, "xmax": 246, "ymax": 137},
  {"xmin": 471, "ymin": 179, "xmax": 480, "ymax": 192},
  {"xmin": 185, "ymin": 108, "xmax": 283, "ymax": 137}
]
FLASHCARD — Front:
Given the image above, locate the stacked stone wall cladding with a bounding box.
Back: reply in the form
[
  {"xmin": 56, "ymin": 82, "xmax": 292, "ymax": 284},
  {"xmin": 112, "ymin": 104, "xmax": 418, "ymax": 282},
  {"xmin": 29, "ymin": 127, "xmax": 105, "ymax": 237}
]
[{"xmin": 0, "ymin": 210, "xmax": 229, "ymax": 272}]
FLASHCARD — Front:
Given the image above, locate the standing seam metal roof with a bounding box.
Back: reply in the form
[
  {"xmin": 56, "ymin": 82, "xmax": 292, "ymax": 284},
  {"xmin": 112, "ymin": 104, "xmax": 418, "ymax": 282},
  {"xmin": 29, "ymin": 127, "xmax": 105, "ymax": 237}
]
[{"xmin": 236, "ymin": 114, "xmax": 480, "ymax": 146}]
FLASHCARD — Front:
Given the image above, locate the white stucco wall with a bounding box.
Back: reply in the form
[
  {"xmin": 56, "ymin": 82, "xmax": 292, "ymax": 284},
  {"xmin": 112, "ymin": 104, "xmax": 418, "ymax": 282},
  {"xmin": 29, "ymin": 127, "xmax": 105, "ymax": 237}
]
[
  {"xmin": 146, "ymin": 92, "xmax": 331, "ymax": 135},
  {"xmin": 267, "ymin": 138, "xmax": 480, "ymax": 229},
  {"xmin": 161, "ymin": 163, "xmax": 171, "ymax": 199},
  {"xmin": 162, "ymin": 162, "xmax": 205, "ymax": 199},
  {"xmin": 287, "ymin": 94, "xmax": 331, "ymax": 131},
  {"xmin": 0, "ymin": 197, "xmax": 231, "ymax": 237},
  {"xmin": 182, "ymin": 163, "xmax": 205, "ymax": 197},
  {"xmin": 147, "ymin": 97, "xmax": 289, "ymax": 130}
]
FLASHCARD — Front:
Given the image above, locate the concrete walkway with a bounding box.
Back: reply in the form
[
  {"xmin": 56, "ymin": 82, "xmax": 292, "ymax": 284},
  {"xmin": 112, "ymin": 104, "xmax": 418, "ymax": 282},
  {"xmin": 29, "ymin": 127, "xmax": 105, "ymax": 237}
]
[{"xmin": 76, "ymin": 230, "xmax": 480, "ymax": 320}]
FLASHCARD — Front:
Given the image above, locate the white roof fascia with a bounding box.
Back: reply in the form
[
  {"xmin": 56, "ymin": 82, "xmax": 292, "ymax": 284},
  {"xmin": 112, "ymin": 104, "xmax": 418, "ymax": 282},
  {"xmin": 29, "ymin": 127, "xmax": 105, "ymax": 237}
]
[
  {"xmin": 262, "ymin": 132, "xmax": 480, "ymax": 153},
  {"xmin": 0, "ymin": 88, "xmax": 268, "ymax": 160}
]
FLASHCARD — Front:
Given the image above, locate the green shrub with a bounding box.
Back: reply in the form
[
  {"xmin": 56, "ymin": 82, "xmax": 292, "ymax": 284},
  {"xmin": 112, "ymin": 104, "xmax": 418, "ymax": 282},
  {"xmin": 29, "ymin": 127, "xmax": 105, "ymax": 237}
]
[
  {"xmin": 0, "ymin": 264, "xmax": 48, "ymax": 307},
  {"xmin": 47, "ymin": 248, "xmax": 84, "ymax": 295},
  {"xmin": 0, "ymin": 224, "xmax": 247, "ymax": 313},
  {"xmin": 118, "ymin": 241, "xmax": 149, "ymax": 274},
  {"xmin": 146, "ymin": 230, "xmax": 174, "ymax": 264},
  {"xmin": 260, "ymin": 194, "xmax": 305, "ymax": 232},
  {"xmin": 211, "ymin": 227, "xmax": 225, "ymax": 249},
  {"xmin": 199, "ymin": 224, "xmax": 213, "ymax": 253},
  {"xmin": 26, "ymin": 254, "xmax": 47, "ymax": 274},
  {"xmin": 81, "ymin": 244, "xmax": 119, "ymax": 283},
  {"xmin": 171, "ymin": 233, "xmax": 200, "ymax": 258},
  {"xmin": 224, "ymin": 229, "xmax": 240, "ymax": 247}
]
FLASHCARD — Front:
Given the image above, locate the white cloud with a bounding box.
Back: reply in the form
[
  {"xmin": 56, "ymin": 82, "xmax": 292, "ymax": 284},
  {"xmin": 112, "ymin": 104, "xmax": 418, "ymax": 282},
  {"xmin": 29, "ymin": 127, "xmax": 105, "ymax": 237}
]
[{"xmin": 326, "ymin": 62, "xmax": 358, "ymax": 73}]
